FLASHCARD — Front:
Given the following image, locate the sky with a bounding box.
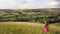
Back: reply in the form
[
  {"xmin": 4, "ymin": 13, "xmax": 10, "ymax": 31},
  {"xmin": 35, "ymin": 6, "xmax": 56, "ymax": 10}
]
[{"xmin": 0, "ymin": 0, "xmax": 60, "ymax": 9}]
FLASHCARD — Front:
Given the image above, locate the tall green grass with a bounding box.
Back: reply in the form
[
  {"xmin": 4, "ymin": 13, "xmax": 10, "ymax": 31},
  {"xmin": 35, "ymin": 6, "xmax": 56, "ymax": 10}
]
[{"xmin": 0, "ymin": 22, "xmax": 60, "ymax": 34}]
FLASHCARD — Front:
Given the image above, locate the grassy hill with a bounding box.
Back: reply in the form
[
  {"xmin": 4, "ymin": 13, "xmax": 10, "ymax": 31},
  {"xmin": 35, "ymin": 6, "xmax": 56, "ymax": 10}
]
[{"xmin": 0, "ymin": 22, "xmax": 60, "ymax": 34}]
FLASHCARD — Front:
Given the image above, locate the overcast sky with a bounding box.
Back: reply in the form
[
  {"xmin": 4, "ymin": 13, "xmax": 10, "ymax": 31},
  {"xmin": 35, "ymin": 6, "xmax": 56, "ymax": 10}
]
[{"xmin": 0, "ymin": 0, "xmax": 60, "ymax": 9}]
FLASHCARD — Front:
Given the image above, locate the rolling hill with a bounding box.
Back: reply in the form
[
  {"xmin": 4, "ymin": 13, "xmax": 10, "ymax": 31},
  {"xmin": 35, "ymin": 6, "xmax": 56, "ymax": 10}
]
[{"xmin": 0, "ymin": 8, "xmax": 60, "ymax": 23}]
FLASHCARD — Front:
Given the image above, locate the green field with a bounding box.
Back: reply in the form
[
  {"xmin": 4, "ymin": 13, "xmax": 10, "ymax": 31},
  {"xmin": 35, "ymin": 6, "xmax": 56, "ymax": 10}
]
[{"xmin": 0, "ymin": 22, "xmax": 60, "ymax": 34}]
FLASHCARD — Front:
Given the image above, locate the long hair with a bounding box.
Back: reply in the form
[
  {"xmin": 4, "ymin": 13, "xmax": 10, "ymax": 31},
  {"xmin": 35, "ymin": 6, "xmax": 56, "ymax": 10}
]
[{"xmin": 44, "ymin": 21, "xmax": 49, "ymax": 26}]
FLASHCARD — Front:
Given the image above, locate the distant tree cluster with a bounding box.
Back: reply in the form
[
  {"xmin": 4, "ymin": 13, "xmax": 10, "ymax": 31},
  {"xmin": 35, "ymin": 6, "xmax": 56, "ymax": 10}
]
[{"xmin": 0, "ymin": 8, "xmax": 60, "ymax": 23}]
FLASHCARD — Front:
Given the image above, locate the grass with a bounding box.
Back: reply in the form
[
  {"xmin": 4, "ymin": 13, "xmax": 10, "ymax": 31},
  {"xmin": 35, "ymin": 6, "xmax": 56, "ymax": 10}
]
[{"xmin": 0, "ymin": 22, "xmax": 60, "ymax": 34}]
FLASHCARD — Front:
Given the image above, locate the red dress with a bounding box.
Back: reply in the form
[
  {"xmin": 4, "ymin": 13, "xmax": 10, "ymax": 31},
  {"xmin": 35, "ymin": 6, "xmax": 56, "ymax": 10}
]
[{"xmin": 43, "ymin": 24, "xmax": 48, "ymax": 33}]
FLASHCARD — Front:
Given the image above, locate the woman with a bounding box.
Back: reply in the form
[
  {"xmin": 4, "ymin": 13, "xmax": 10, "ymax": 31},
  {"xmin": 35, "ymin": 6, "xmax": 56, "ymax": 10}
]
[{"xmin": 43, "ymin": 21, "xmax": 49, "ymax": 34}]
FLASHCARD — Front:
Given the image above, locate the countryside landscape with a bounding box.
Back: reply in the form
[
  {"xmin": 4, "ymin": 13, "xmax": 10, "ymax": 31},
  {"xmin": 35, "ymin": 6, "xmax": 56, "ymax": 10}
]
[{"xmin": 0, "ymin": 8, "xmax": 60, "ymax": 34}]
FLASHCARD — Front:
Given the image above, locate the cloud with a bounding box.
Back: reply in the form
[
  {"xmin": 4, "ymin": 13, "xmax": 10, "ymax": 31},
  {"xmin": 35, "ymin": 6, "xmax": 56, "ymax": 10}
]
[
  {"xmin": 0, "ymin": 0, "xmax": 33, "ymax": 9},
  {"xmin": 0, "ymin": 0, "xmax": 17, "ymax": 9},
  {"xmin": 54, "ymin": 0, "xmax": 60, "ymax": 8},
  {"xmin": 55, "ymin": 0, "xmax": 60, "ymax": 2},
  {"xmin": 0, "ymin": 0, "xmax": 60, "ymax": 9},
  {"xmin": 44, "ymin": 0, "xmax": 60, "ymax": 8},
  {"xmin": 53, "ymin": 0, "xmax": 60, "ymax": 8}
]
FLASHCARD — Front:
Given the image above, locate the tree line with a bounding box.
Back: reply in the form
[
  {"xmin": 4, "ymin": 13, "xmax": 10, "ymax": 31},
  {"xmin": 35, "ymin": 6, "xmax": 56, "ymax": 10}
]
[{"xmin": 0, "ymin": 8, "xmax": 60, "ymax": 23}]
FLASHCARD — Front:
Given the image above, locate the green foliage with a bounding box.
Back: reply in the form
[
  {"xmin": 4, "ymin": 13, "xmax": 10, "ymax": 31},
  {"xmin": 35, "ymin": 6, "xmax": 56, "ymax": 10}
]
[{"xmin": 0, "ymin": 8, "xmax": 60, "ymax": 23}]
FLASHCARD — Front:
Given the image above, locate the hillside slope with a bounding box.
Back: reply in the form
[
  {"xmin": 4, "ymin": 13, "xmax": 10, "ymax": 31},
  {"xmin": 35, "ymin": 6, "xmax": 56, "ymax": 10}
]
[{"xmin": 0, "ymin": 8, "xmax": 60, "ymax": 22}]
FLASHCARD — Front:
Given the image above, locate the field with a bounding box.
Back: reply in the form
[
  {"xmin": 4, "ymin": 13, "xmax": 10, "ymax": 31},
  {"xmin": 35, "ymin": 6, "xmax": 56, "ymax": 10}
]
[{"xmin": 0, "ymin": 22, "xmax": 60, "ymax": 34}]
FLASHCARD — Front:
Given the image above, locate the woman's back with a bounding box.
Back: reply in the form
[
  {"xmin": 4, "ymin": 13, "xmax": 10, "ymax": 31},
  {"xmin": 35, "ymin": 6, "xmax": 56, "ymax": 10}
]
[{"xmin": 43, "ymin": 23, "xmax": 49, "ymax": 33}]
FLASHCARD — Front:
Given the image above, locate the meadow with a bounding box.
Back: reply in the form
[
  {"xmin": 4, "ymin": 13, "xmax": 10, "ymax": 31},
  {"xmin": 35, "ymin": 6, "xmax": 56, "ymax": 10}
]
[{"xmin": 0, "ymin": 22, "xmax": 60, "ymax": 34}]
